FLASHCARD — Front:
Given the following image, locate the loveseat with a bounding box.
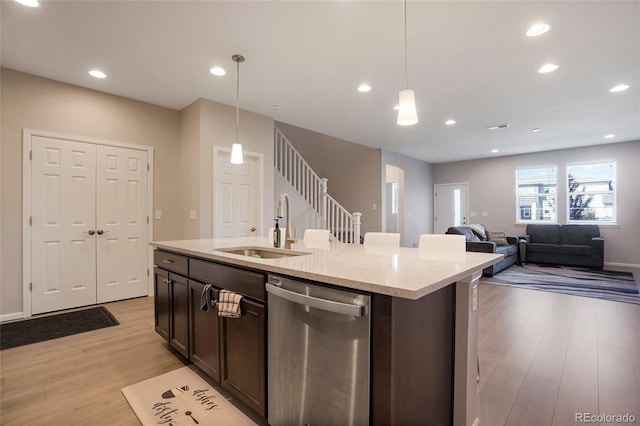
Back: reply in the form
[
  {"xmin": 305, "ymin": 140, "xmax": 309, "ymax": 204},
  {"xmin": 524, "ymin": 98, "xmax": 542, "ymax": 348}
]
[
  {"xmin": 520, "ymin": 224, "xmax": 604, "ymax": 269},
  {"xmin": 446, "ymin": 225, "xmax": 518, "ymax": 276}
]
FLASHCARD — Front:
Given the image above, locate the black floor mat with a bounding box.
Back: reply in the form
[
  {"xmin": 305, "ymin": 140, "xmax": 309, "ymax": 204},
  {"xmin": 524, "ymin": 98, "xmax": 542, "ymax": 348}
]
[{"xmin": 1, "ymin": 306, "xmax": 120, "ymax": 350}]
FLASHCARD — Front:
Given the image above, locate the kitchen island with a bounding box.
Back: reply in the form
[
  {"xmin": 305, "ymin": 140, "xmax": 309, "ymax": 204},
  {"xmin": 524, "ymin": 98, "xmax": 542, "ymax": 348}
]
[{"xmin": 150, "ymin": 237, "xmax": 502, "ymax": 426}]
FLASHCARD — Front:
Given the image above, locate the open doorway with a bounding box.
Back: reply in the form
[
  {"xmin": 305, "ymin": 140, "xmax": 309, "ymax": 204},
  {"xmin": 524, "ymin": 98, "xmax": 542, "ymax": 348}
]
[{"xmin": 385, "ymin": 164, "xmax": 405, "ymax": 239}]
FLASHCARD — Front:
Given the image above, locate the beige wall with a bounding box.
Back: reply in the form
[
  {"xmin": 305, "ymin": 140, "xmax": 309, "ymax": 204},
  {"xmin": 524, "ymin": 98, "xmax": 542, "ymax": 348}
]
[
  {"xmin": 199, "ymin": 99, "xmax": 275, "ymax": 238},
  {"xmin": 178, "ymin": 100, "xmax": 202, "ymax": 239},
  {"xmin": 433, "ymin": 141, "xmax": 640, "ymax": 267},
  {"xmin": 275, "ymin": 121, "xmax": 382, "ymax": 234},
  {"xmin": 0, "ymin": 68, "xmax": 183, "ymax": 316}
]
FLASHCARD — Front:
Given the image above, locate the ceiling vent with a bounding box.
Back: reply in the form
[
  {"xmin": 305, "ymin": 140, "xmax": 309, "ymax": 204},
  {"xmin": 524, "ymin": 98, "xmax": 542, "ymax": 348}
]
[{"xmin": 487, "ymin": 123, "xmax": 510, "ymax": 130}]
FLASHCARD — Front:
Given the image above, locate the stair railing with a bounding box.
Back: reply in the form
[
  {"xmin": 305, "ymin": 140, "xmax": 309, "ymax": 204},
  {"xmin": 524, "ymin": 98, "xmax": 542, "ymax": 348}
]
[{"xmin": 274, "ymin": 127, "xmax": 361, "ymax": 244}]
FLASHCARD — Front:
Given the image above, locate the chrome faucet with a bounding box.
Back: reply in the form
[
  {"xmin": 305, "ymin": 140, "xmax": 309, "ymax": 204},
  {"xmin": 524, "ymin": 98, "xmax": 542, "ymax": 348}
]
[{"xmin": 277, "ymin": 193, "xmax": 296, "ymax": 249}]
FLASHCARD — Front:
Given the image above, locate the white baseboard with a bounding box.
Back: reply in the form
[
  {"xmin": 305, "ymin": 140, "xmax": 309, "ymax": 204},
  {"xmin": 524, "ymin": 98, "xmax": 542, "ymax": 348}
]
[
  {"xmin": 0, "ymin": 311, "xmax": 25, "ymax": 323},
  {"xmin": 604, "ymin": 262, "xmax": 640, "ymax": 273}
]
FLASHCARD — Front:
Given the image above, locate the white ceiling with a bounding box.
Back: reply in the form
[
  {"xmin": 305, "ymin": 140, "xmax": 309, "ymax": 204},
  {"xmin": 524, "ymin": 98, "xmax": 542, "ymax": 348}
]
[{"xmin": 2, "ymin": 1, "xmax": 639, "ymax": 163}]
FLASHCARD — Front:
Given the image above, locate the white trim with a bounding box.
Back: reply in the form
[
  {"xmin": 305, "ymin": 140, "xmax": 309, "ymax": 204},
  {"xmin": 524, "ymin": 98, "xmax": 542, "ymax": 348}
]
[
  {"xmin": 22, "ymin": 128, "xmax": 154, "ymax": 318},
  {"xmin": 0, "ymin": 312, "xmax": 25, "ymax": 323},
  {"xmin": 212, "ymin": 146, "xmax": 264, "ymax": 238}
]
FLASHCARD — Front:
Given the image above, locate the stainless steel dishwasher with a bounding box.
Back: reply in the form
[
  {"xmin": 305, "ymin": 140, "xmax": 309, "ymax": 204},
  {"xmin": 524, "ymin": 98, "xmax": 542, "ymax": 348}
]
[{"xmin": 266, "ymin": 274, "xmax": 370, "ymax": 426}]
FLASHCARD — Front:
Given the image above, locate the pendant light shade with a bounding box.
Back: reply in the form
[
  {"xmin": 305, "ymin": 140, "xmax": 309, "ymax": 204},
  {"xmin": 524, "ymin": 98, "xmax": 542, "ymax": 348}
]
[
  {"xmin": 397, "ymin": 88, "xmax": 418, "ymax": 126},
  {"xmin": 230, "ymin": 54, "xmax": 245, "ymax": 165},
  {"xmin": 397, "ymin": 0, "xmax": 418, "ymax": 126},
  {"xmin": 230, "ymin": 143, "xmax": 243, "ymax": 164}
]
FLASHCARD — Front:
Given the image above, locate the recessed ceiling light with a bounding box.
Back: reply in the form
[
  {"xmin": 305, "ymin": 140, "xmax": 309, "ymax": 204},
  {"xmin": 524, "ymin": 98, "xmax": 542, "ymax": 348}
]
[
  {"xmin": 604, "ymin": 134, "xmax": 615, "ymax": 139},
  {"xmin": 88, "ymin": 70, "xmax": 107, "ymax": 79},
  {"xmin": 15, "ymin": 0, "xmax": 39, "ymax": 7},
  {"xmin": 531, "ymin": 128, "xmax": 542, "ymax": 132},
  {"xmin": 357, "ymin": 84, "xmax": 372, "ymax": 93},
  {"xmin": 393, "ymin": 105, "xmax": 400, "ymax": 111},
  {"xmin": 444, "ymin": 119, "xmax": 456, "ymax": 126},
  {"xmin": 491, "ymin": 149, "xmax": 499, "ymax": 153},
  {"xmin": 609, "ymin": 84, "xmax": 629, "ymax": 93},
  {"xmin": 526, "ymin": 23, "xmax": 550, "ymax": 37},
  {"xmin": 538, "ymin": 63, "xmax": 559, "ymax": 74},
  {"xmin": 271, "ymin": 104, "xmax": 280, "ymax": 110},
  {"xmin": 210, "ymin": 67, "xmax": 226, "ymax": 76}
]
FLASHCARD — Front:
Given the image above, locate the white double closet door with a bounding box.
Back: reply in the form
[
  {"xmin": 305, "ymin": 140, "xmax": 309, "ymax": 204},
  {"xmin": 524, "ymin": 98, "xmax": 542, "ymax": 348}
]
[{"xmin": 31, "ymin": 136, "xmax": 149, "ymax": 314}]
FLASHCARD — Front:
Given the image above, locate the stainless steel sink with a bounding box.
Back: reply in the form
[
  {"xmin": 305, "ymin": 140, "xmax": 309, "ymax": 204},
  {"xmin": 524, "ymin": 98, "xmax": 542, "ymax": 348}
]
[{"xmin": 214, "ymin": 246, "xmax": 311, "ymax": 259}]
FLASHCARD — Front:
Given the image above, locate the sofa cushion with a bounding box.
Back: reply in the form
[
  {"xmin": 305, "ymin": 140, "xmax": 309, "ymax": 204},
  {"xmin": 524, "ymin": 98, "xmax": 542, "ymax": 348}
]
[
  {"xmin": 527, "ymin": 243, "xmax": 559, "ymax": 254},
  {"xmin": 560, "ymin": 224, "xmax": 600, "ymax": 245},
  {"xmin": 469, "ymin": 224, "xmax": 487, "ymax": 240},
  {"xmin": 447, "ymin": 226, "xmax": 481, "ymax": 242},
  {"xmin": 557, "ymin": 244, "xmax": 593, "ymax": 256},
  {"xmin": 486, "ymin": 230, "xmax": 509, "ymax": 246},
  {"xmin": 526, "ymin": 224, "xmax": 561, "ymax": 244},
  {"xmin": 495, "ymin": 244, "xmax": 518, "ymax": 257}
]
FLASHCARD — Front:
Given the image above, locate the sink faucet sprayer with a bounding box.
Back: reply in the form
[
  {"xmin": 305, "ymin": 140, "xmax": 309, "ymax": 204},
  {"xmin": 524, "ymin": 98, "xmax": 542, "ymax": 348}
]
[{"xmin": 277, "ymin": 193, "xmax": 297, "ymax": 249}]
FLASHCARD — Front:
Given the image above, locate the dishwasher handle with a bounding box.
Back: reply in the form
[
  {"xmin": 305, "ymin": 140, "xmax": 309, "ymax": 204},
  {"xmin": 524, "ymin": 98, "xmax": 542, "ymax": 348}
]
[{"xmin": 266, "ymin": 283, "xmax": 367, "ymax": 317}]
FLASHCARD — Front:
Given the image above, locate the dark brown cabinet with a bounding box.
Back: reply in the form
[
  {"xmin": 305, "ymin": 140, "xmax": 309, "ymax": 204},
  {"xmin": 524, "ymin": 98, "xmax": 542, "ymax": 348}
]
[
  {"xmin": 154, "ymin": 249, "xmax": 267, "ymax": 419},
  {"xmin": 169, "ymin": 273, "xmax": 189, "ymax": 357},
  {"xmin": 153, "ymin": 267, "xmax": 170, "ymax": 340},
  {"xmin": 188, "ymin": 280, "xmax": 221, "ymax": 382},
  {"xmin": 220, "ymin": 297, "xmax": 266, "ymax": 417}
]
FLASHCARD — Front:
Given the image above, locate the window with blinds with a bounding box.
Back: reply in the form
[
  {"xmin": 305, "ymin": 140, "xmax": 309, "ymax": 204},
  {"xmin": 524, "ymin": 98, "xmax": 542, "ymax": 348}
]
[
  {"xmin": 516, "ymin": 166, "xmax": 557, "ymax": 223},
  {"xmin": 567, "ymin": 161, "xmax": 616, "ymax": 223}
]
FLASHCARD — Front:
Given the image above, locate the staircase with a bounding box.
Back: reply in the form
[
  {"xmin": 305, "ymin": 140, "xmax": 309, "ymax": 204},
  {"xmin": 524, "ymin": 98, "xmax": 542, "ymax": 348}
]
[{"xmin": 274, "ymin": 126, "xmax": 361, "ymax": 244}]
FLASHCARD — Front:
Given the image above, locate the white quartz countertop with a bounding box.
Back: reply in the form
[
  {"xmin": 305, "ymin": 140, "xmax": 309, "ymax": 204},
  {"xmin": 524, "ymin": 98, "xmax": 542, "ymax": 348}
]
[{"xmin": 150, "ymin": 237, "xmax": 502, "ymax": 300}]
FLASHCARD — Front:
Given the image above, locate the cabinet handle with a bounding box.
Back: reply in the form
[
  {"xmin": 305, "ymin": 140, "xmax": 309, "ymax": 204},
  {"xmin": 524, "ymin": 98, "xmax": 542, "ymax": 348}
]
[
  {"xmin": 162, "ymin": 278, "xmax": 172, "ymax": 284},
  {"xmin": 161, "ymin": 259, "xmax": 175, "ymax": 264}
]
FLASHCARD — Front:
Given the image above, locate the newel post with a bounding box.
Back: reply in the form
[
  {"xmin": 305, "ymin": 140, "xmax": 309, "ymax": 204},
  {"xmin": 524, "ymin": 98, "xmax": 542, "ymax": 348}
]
[
  {"xmin": 321, "ymin": 178, "xmax": 328, "ymax": 229},
  {"xmin": 353, "ymin": 212, "xmax": 362, "ymax": 244}
]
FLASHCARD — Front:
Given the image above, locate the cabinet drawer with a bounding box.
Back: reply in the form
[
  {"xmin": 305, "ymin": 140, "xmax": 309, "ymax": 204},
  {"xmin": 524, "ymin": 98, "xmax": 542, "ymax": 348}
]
[
  {"xmin": 154, "ymin": 250, "xmax": 188, "ymax": 275},
  {"xmin": 190, "ymin": 258, "xmax": 266, "ymax": 302}
]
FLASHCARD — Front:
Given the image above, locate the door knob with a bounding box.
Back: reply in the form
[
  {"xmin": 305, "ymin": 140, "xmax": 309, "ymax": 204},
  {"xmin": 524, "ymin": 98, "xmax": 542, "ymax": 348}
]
[
  {"xmin": 96, "ymin": 229, "xmax": 110, "ymax": 235},
  {"xmin": 86, "ymin": 229, "xmax": 96, "ymax": 235},
  {"xmin": 250, "ymin": 227, "xmax": 256, "ymax": 232}
]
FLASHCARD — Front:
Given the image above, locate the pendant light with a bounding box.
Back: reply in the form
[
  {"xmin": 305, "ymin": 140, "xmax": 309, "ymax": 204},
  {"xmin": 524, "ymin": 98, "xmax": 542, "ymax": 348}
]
[
  {"xmin": 230, "ymin": 54, "xmax": 245, "ymax": 164},
  {"xmin": 397, "ymin": 0, "xmax": 418, "ymax": 126}
]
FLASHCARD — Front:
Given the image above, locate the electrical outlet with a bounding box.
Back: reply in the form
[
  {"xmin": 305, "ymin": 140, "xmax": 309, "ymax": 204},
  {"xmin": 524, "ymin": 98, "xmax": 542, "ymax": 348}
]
[
  {"xmin": 481, "ymin": 212, "xmax": 488, "ymax": 217},
  {"xmin": 154, "ymin": 210, "xmax": 162, "ymax": 220},
  {"xmin": 190, "ymin": 210, "xmax": 197, "ymax": 220},
  {"xmin": 372, "ymin": 203, "xmax": 377, "ymax": 210}
]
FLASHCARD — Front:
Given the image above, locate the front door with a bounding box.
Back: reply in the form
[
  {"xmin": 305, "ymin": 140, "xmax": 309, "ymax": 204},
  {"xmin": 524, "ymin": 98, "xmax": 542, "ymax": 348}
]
[
  {"xmin": 434, "ymin": 183, "xmax": 469, "ymax": 234},
  {"xmin": 214, "ymin": 149, "xmax": 260, "ymax": 238}
]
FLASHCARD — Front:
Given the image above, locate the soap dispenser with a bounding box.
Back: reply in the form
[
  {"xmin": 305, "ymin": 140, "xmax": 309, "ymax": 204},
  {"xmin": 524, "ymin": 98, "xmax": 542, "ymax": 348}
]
[{"xmin": 273, "ymin": 219, "xmax": 281, "ymax": 248}]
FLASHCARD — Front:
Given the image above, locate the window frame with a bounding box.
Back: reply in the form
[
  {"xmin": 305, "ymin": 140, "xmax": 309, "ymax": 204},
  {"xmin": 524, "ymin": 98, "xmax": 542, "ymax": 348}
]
[
  {"xmin": 515, "ymin": 164, "xmax": 558, "ymax": 224},
  {"xmin": 566, "ymin": 160, "xmax": 617, "ymax": 224}
]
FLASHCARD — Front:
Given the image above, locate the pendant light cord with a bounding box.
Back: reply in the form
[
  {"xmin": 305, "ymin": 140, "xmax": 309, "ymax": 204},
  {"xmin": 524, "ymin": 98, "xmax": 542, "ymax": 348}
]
[
  {"xmin": 235, "ymin": 59, "xmax": 240, "ymax": 144},
  {"xmin": 403, "ymin": 0, "xmax": 408, "ymax": 89}
]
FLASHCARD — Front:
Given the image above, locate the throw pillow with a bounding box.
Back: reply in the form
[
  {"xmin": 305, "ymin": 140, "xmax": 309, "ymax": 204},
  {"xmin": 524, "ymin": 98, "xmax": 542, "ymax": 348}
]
[
  {"xmin": 469, "ymin": 224, "xmax": 487, "ymax": 240},
  {"xmin": 487, "ymin": 231, "xmax": 509, "ymax": 246}
]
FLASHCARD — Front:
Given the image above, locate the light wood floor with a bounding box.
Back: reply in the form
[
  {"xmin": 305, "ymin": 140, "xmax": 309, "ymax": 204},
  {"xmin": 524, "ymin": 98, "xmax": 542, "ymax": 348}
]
[{"xmin": 1, "ymin": 285, "xmax": 639, "ymax": 425}]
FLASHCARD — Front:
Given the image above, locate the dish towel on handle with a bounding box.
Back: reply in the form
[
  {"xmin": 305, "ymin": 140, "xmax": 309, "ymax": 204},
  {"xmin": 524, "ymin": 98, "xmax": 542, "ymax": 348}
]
[
  {"xmin": 200, "ymin": 284, "xmax": 214, "ymax": 312},
  {"xmin": 218, "ymin": 290, "xmax": 243, "ymax": 318}
]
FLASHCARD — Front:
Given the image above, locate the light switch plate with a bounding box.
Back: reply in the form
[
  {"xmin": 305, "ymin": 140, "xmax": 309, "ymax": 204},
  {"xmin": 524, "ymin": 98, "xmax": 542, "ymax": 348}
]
[
  {"xmin": 154, "ymin": 210, "xmax": 162, "ymax": 220},
  {"xmin": 189, "ymin": 210, "xmax": 197, "ymax": 220}
]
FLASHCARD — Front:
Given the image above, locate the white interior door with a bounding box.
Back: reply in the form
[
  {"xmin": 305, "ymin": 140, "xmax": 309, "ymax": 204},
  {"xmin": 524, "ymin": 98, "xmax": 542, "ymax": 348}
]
[
  {"xmin": 31, "ymin": 136, "xmax": 97, "ymax": 314},
  {"xmin": 214, "ymin": 150, "xmax": 259, "ymax": 238},
  {"xmin": 434, "ymin": 183, "xmax": 469, "ymax": 234},
  {"xmin": 96, "ymin": 145, "xmax": 149, "ymax": 303}
]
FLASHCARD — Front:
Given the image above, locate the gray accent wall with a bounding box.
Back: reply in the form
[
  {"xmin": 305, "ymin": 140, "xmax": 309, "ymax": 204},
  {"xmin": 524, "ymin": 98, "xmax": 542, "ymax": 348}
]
[
  {"xmin": 275, "ymin": 121, "xmax": 382, "ymax": 235},
  {"xmin": 381, "ymin": 150, "xmax": 433, "ymax": 247},
  {"xmin": 433, "ymin": 141, "xmax": 640, "ymax": 268}
]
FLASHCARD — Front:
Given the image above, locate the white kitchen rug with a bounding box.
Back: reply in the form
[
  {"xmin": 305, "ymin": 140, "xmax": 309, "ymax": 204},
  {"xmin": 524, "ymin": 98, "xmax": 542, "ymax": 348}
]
[{"xmin": 122, "ymin": 365, "xmax": 257, "ymax": 426}]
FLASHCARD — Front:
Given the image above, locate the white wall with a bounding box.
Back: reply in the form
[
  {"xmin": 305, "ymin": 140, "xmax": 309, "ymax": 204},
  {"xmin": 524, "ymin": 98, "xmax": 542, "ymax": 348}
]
[{"xmin": 433, "ymin": 141, "xmax": 640, "ymax": 268}]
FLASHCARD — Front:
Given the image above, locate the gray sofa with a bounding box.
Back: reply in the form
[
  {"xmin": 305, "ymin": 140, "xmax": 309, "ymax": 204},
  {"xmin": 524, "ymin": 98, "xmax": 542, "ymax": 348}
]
[
  {"xmin": 520, "ymin": 224, "xmax": 604, "ymax": 269},
  {"xmin": 445, "ymin": 226, "xmax": 518, "ymax": 276}
]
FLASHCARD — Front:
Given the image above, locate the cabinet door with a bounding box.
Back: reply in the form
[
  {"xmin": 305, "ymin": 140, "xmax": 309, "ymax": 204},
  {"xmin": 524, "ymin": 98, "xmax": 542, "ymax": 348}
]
[
  {"xmin": 153, "ymin": 267, "xmax": 170, "ymax": 340},
  {"xmin": 169, "ymin": 273, "xmax": 189, "ymax": 357},
  {"xmin": 188, "ymin": 280, "xmax": 221, "ymax": 382},
  {"xmin": 220, "ymin": 298, "xmax": 266, "ymax": 417}
]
